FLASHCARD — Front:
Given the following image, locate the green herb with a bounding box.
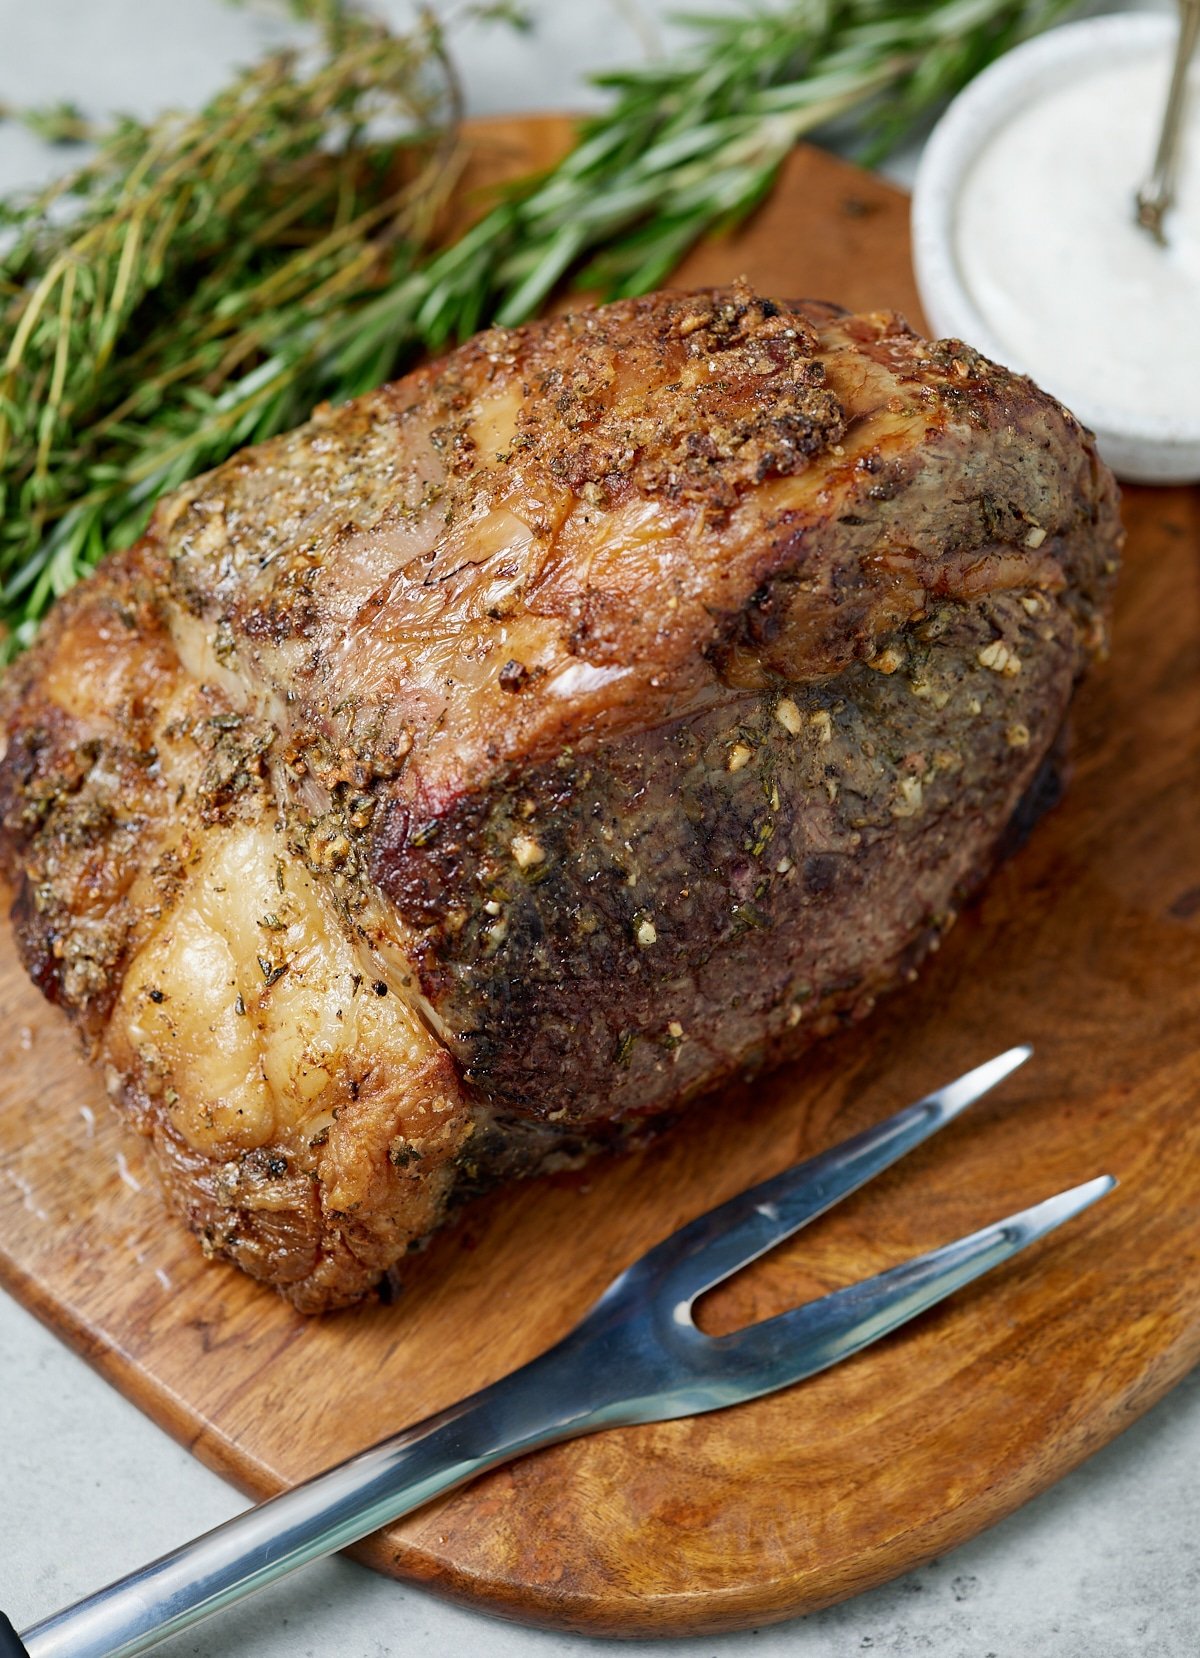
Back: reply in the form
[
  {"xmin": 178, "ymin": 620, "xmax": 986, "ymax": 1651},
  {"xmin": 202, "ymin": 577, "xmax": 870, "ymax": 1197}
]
[
  {"xmin": 0, "ymin": 0, "xmax": 464, "ymax": 654},
  {"xmin": 408, "ymin": 0, "xmax": 1077, "ymax": 343},
  {"xmin": 389, "ymin": 1142, "xmax": 424, "ymax": 1167},
  {"xmin": 257, "ymin": 954, "xmax": 289, "ymax": 986},
  {"xmin": 0, "ymin": 99, "xmax": 99, "ymax": 146},
  {"xmin": 0, "ymin": 0, "xmax": 1074, "ymax": 654},
  {"xmin": 613, "ymin": 1029, "xmax": 638, "ymax": 1069}
]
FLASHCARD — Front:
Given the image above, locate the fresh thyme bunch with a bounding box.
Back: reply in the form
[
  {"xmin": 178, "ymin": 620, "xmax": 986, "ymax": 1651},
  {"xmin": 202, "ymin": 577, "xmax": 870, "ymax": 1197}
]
[
  {"xmin": 0, "ymin": 0, "xmax": 1075, "ymax": 653},
  {"xmin": 0, "ymin": 2, "xmax": 463, "ymax": 653}
]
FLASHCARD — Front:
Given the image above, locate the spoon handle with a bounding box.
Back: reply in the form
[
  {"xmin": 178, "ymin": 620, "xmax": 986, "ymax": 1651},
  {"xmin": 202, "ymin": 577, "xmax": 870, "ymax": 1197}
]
[{"xmin": 1135, "ymin": 0, "xmax": 1200, "ymax": 243}]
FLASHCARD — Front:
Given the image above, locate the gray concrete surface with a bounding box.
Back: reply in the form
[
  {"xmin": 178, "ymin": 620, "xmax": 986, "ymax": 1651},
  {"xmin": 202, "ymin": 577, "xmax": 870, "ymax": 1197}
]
[{"xmin": 0, "ymin": 2, "xmax": 1192, "ymax": 1654}]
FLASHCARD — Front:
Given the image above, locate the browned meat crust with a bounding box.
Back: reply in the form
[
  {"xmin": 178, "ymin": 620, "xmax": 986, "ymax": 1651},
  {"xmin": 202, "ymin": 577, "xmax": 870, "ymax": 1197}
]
[{"xmin": 0, "ymin": 283, "xmax": 1121, "ymax": 1310}]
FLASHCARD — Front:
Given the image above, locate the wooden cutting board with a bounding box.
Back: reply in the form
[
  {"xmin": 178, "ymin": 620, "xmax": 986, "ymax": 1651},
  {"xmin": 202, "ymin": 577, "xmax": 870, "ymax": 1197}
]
[{"xmin": 1, "ymin": 116, "xmax": 1198, "ymax": 1639}]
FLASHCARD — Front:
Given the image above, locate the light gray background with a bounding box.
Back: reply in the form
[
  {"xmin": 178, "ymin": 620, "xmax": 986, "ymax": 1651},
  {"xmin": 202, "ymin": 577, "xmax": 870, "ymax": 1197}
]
[{"xmin": 0, "ymin": 2, "xmax": 1192, "ymax": 1655}]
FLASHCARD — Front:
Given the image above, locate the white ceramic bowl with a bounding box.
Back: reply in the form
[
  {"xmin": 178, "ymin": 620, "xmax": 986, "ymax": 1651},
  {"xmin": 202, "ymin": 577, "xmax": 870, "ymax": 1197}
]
[{"xmin": 912, "ymin": 13, "xmax": 1200, "ymax": 486}]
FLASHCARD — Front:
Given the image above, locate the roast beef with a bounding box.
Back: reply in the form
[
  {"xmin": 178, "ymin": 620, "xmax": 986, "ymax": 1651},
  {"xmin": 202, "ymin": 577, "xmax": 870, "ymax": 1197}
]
[{"xmin": 0, "ymin": 283, "xmax": 1121, "ymax": 1310}]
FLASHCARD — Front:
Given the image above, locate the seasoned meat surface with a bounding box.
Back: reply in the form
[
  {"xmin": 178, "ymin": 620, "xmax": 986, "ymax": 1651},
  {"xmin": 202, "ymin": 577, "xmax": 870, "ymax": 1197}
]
[{"xmin": 0, "ymin": 283, "xmax": 1120, "ymax": 1310}]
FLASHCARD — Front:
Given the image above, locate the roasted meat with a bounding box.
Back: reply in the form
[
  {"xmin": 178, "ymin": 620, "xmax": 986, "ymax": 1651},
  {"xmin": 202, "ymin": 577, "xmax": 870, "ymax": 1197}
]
[{"xmin": 0, "ymin": 283, "xmax": 1120, "ymax": 1311}]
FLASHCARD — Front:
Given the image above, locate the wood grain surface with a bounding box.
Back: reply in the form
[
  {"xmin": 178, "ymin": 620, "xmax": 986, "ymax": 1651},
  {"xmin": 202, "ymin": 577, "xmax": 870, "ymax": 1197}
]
[{"xmin": 1, "ymin": 117, "xmax": 1198, "ymax": 1638}]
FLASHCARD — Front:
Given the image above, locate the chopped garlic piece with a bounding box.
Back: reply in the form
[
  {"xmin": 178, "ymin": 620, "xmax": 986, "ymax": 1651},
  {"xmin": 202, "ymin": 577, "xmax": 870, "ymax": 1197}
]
[
  {"xmin": 978, "ymin": 640, "xmax": 1021, "ymax": 676},
  {"xmin": 892, "ymin": 775, "xmax": 924, "ymax": 817},
  {"xmin": 871, "ymin": 645, "xmax": 905, "ymax": 675},
  {"xmin": 511, "ymin": 833, "xmax": 544, "ymax": 869},
  {"xmin": 775, "ymin": 697, "xmax": 802, "ymax": 735}
]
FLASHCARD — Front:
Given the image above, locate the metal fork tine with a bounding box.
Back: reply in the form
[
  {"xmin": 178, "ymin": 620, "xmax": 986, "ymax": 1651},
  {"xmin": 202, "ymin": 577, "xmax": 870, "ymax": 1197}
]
[
  {"xmin": 694, "ymin": 1175, "xmax": 1116, "ymax": 1408},
  {"xmin": 630, "ymin": 1045, "xmax": 1032, "ymax": 1307}
]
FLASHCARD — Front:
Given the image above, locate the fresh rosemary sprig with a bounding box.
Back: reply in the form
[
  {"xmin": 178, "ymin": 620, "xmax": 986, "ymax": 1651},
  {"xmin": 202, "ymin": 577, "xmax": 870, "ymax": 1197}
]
[
  {"xmin": 411, "ymin": 0, "xmax": 1078, "ymax": 342},
  {"xmin": 0, "ymin": 0, "xmax": 1075, "ymax": 655}
]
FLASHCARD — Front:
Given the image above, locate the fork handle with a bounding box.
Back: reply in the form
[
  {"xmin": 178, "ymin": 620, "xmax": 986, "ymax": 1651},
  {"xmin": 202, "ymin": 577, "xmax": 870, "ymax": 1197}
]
[
  {"xmin": 17, "ymin": 1343, "xmax": 601, "ymax": 1658},
  {"xmin": 0, "ymin": 1613, "xmax": 29, "ymax": 1656}
]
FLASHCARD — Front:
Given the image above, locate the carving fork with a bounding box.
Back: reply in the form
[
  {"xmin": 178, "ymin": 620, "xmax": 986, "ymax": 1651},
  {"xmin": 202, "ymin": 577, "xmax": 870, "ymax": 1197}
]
[{"xmin": 1, "ymin": 1046, "xmax": 1114, "ymax": 1658}]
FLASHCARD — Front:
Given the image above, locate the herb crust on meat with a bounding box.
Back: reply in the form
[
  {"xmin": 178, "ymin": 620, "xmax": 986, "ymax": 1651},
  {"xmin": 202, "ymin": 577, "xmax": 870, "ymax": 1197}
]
[{"xmin": 0, "ymin": 283, "xmax": 1120, "ymax": 1310}]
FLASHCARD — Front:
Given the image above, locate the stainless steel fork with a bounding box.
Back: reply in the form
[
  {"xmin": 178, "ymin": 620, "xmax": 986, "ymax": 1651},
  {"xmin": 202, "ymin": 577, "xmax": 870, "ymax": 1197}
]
[{"xmin": 2, "ymin": 1045, "xmax": 1114, "ymax": 1658}]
